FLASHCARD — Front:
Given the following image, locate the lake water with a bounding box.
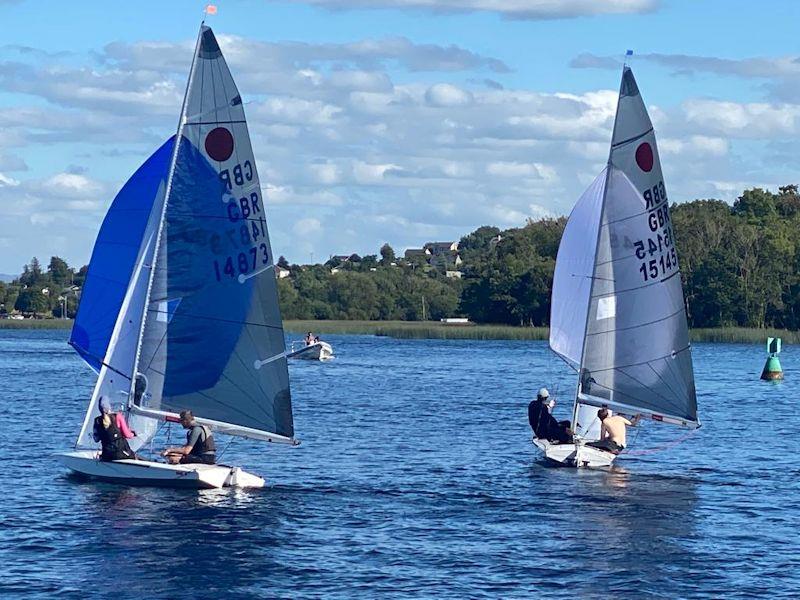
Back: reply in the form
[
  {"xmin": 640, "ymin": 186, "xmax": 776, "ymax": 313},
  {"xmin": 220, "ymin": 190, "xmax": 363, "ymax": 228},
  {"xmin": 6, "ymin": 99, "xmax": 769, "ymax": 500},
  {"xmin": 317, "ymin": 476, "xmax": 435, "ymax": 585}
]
[{"xmin": 0, "ymin": 329, "xmax": 798, "ymax": 598}]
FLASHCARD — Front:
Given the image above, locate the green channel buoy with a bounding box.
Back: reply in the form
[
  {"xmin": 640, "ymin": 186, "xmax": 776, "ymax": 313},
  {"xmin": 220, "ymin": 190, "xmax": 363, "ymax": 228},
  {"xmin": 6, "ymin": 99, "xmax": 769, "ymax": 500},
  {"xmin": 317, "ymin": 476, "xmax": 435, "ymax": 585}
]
[{"xmin": 760, "ymin": 337, "xmax": 783, "ymax": 380}]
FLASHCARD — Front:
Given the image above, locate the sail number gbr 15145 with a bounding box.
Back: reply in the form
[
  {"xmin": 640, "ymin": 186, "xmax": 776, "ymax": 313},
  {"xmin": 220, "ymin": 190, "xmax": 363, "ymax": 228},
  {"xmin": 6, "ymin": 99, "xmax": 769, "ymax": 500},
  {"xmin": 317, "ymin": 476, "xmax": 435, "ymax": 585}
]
[{"xmin": 635, "ymin": 181, "xmax": 677, "ymax": 282}]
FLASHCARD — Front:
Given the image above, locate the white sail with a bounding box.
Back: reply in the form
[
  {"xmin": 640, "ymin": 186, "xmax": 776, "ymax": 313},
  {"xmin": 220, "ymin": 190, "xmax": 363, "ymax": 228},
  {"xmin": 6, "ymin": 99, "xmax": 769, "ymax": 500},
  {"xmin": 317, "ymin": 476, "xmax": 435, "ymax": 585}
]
[
  {"xmin": 552, "ymin": 66, "xmax": 698, "ymax": 430},
  {"xmin": 549, "ymin": 169, "xmax": 606, "ymax": 366}
]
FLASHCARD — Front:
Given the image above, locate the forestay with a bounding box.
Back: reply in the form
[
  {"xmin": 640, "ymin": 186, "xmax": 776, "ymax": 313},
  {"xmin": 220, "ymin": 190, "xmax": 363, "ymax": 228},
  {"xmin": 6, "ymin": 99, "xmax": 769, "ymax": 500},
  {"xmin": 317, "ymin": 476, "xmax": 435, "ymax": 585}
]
[
  {"xmin": 553, "ymin": 66, "xmax": 698, "ymax": 428},
  {"xmin": 133, "ymin": 26, "xmax": 294, "ymax": 442}
]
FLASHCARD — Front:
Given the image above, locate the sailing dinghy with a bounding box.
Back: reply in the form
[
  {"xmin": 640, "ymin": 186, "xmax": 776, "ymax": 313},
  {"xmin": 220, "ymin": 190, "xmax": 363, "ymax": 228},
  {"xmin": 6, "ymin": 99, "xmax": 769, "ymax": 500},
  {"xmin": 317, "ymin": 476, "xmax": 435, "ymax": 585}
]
[
  {"xmin": 58, "ymin": 24, "xmax": 297, "ymax": 489},
  {"xmin": 535, "ymin": 65, "xmax": 699, "ymax": 468},
  {"xmin": 287, "ymin": 340, "xmax": 334, "ymax": 361}
]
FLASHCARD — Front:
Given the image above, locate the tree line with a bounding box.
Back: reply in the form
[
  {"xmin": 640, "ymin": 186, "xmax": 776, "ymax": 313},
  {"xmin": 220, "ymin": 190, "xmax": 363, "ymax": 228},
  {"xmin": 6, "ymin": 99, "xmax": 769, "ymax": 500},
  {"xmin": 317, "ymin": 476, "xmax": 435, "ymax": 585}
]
[{"xmin": 5, "ymin": 184, "xmax": 800, "ymax": 329}]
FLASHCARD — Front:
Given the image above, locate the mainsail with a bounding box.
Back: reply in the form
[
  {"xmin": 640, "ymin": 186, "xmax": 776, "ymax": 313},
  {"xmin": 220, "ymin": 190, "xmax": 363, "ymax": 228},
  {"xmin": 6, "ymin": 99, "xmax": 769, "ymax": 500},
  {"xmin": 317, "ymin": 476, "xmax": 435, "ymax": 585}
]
[
  {"xmin": 130, "ymin": 25, "xmax": 294, "ymax": 443},
  {"xmin": 549, "ymin": 66, "xmax": 698, "ymax": 431},
  {"xmin": 72, "ymin": 25, "xmax": 294, "ymax": 450}
]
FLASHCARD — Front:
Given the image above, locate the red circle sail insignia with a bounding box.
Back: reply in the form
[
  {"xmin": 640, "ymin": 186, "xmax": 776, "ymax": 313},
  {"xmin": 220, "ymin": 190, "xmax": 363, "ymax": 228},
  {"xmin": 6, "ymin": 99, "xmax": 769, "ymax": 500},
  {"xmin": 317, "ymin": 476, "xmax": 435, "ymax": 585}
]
[
  {"xmin": 205, "ymin": 127, "xmax": 234, "ymax": 162},
  {"xmin": 635, "ymin": 142, "xmax": 654, "ymax": 172}
]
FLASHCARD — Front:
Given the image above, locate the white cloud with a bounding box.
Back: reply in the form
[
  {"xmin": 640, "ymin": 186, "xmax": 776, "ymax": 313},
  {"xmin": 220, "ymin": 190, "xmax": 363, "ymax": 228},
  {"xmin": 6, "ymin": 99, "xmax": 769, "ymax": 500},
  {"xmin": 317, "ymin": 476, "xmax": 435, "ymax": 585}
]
[
  {"xmin": 425, "ymin": 83, "xmax": 473, "ymax": 106},
  {"xmin": 682, "ymin": 99, "xmax": 800, "ymax": 139},
  {"xmin": 0, "ymin": 173, "xmax": 20, "ymax": 187},
  {"xmin": 2, "ymin": 29, "xmax": 799, "ymax": 270}
]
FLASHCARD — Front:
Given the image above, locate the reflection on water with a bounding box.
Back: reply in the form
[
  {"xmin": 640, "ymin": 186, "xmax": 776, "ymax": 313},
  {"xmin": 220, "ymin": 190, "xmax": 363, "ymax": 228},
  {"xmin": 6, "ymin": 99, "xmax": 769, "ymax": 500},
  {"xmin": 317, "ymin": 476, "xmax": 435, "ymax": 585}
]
[{"xmin": 0, "ymin": 331, "xmax": 798, "ymax": 598}]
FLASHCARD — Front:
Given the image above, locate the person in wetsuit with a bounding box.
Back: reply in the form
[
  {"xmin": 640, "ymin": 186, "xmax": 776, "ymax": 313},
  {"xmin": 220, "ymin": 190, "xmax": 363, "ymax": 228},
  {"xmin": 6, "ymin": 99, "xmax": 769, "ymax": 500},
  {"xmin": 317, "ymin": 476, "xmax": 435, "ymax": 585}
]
[
  {"xmin": 528, "ymin": 388, "xmax": 572, "ymax": 444},
  {"xmin": 93, "ymin": 396, "xmax": 136, "ymax": 461},
  {"xmin": 162, "ymin": 410, "xmax": 216, "ymax": 465}
]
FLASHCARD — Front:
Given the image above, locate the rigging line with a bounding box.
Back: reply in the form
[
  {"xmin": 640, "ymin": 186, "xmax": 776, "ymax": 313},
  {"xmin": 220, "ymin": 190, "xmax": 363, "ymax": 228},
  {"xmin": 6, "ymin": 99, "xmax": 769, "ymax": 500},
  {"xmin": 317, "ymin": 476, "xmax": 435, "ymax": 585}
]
[
  {"xmin": 586, "ymin": 344, "xmax": 691, "ymax": 373},
  {"xmin": 621, "ymin": 428, "xmax": 697, "ymax": 456},
  {"xmin": 613, "ymin": 365, "xmax": 691, "ymax": 417},
  {"xmin": 590, "ymin": 269, "xmax": 682, "ymax": 299},
  {"xmin": 218, "ymin": 369, "xmax": 277, "ymax": 426},
  {"xmin": 664, "ymin": 349, "xmax": 694, "ymax": 405},
  {"xmin": 216, "ymin": 434, "xmax": 236, "ymax": 462},
  {"xmin": 67, "ymin": 342, "xmax": 133, "ymax": 380},
  {"xmin": 147, "ymin": 306, "xmax": 284, "ymax": 332},
  {"xmin": 594, "ymin": 253, "xmax": 639, "ymax": 268},
  {"xmin": 230, "ymin": 339, "xmax": 275, "ymax": 411},
  {"xmin": 552, "ymin": 350, "xmax": 580, "ymax": 373},
  {"xmin": 601, "ymin": 203, "xmax": 671, "ymax": 228},
  {"xmin": 191, "ymin": 387, "xmax": 271, "ymax": 427},
  {"xmin": 241, "ymin": 321, "xmax": 288, "ymax": 414},
  {"xmin": 587, "ymin": 368, "xmax": 678, "ymax": 413},
  {"xmin": 147, "ymin": 368, "xmax": 268, "ymax": 427},
  {"xmin": 611, "ymin": 127, "xmax": 654, "ymax": 149},
  {"xmin": 586, "ymin": 306, "xmax": 686, "ymax": 337},
  {"xmin": 647, "ymin": 361, "xmax": 687, "ymax": 408}
]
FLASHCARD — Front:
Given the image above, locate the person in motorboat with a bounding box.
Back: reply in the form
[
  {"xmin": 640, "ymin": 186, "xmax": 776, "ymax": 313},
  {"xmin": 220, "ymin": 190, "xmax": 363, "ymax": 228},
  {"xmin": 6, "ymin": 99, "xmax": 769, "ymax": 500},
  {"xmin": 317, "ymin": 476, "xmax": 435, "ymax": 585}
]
[
  {"xmin": 93, "ymin": 396, "xmax": 137, "ymax": 462},
  {"xmin": 528, "ymin": 388, "xmax": 572, "ymax": 444},
  {"xmin": 161, "ymin": 410, "xmax": 216, "ymax": 465},
  {"xmin": 305, "ymin": 332, "xmax": 315, "ymax": 346},
  {"xmin": 586, "ymin": 409, "xmax": 641, "ymax": 454}
]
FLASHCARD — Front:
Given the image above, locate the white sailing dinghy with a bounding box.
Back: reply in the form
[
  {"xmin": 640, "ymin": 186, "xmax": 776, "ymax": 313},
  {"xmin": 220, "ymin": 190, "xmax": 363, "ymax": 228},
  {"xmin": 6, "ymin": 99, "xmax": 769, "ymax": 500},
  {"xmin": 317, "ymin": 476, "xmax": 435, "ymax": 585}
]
[
  {"xmin": 535, "ymin": 65, "xmax": 699, "ymax": 468},
  {"xmin": 58, "ymin": 24, "xmax": 298, "ymax": 489}
]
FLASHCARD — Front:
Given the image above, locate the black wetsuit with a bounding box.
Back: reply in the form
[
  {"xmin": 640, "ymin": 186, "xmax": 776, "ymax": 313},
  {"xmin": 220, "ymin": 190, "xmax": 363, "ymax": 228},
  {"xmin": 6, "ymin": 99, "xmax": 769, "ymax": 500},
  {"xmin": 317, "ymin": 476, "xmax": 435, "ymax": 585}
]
[
  {"xmin": 528, "ymin": 399, "xmax": 572, "ymax": 444},
  {"xmin": 93, "ymin": 415, "xmax": 135, "ymax": 462}
]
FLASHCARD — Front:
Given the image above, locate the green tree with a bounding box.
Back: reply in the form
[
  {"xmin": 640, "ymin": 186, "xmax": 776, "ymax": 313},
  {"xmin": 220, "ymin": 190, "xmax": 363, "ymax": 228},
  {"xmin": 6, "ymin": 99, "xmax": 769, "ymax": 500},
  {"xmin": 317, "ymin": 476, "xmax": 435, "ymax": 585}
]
[
  {"xmin": 48, "ymin": 256, "xmax": 72, "ymax": 286},
  {"xmin": 380, "ymin": 243, "xmax": 396, "ymax": 265},
  {"xmin": 15, "ymin": 288, "xmax": 49, "ymax": 316}
]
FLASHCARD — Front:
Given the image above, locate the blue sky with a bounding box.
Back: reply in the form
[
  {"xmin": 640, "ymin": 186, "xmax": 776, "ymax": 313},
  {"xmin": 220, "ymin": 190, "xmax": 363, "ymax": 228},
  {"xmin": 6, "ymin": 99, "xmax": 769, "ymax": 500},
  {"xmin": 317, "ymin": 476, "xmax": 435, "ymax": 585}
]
[{"xmin": 1, "ymin": 0, "xmax": 799, "ymax": 271}]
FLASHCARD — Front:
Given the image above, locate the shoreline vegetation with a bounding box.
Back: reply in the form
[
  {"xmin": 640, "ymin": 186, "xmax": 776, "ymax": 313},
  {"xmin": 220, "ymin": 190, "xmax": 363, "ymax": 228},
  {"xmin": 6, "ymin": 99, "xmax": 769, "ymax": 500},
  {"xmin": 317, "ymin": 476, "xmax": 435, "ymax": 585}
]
[{"xmin": 2, "ymin": 317, "xmax": 796, "ymax": 344}]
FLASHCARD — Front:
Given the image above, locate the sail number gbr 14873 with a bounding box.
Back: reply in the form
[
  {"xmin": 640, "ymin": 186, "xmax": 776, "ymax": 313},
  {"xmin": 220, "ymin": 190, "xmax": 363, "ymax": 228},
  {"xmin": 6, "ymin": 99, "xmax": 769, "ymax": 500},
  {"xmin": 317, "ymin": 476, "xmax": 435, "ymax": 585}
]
[
  {"xmin": 211, "ymin": 190, "xmax": 270, "ymax": 282},
  {"xmin": 634, "ymin": 181, "xmax": 677, "ymax": 282}
]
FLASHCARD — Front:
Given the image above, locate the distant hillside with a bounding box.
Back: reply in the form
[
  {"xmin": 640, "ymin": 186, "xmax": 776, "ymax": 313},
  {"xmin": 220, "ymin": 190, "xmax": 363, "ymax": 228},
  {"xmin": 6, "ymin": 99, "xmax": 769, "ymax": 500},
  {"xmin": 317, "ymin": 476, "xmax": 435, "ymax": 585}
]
[{"xmin": 0, "ymin": 274, "xmax": 15, "ymax": 283}]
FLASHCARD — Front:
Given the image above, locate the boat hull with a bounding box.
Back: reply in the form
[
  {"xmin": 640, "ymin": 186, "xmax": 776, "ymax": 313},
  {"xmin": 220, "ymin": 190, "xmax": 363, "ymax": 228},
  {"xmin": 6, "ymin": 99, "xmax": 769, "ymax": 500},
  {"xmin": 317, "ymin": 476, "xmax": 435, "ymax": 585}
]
[
  {"xmin": 533, "ymin": 439, "xmax": 617, "ymax": 468},
  {"xmin": 288, "ymin": 341, "xmax": 333, "ymax": 361},
  {"xmin": 57, "ymin": 450, "xmax": 265, "ymax": 489}
]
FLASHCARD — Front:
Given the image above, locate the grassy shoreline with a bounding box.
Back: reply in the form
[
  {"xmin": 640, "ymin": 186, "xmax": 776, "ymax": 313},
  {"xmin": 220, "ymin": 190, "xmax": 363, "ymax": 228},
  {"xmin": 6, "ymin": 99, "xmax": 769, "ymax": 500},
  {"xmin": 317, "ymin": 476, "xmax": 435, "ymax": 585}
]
[{"xmin": 2, "ymin": 318, "xmax": 795, "ymax": 344}]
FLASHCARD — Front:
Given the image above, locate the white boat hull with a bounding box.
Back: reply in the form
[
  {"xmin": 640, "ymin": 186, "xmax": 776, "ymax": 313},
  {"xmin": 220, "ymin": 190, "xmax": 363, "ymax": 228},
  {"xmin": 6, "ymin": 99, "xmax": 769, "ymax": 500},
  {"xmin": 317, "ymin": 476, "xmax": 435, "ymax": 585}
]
[
  {"xmin": 57, "ymin": 450, "xmax": 265, "ymax": 489},
  {"xmin": 533, "ymin": 439, "xmax": 617, "ymax": 468},
  {"xmin": 288, "ymin": 341, "xmax": 333, "ymax": 361}
]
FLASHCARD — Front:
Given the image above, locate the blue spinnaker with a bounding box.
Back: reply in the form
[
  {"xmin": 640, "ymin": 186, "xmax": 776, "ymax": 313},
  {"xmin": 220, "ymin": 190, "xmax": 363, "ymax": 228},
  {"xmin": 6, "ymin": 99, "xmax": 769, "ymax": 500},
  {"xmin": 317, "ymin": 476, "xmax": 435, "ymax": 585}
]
[{"xmin": 69, "ymin": 137, "xmax": 175, "ymax": 372}]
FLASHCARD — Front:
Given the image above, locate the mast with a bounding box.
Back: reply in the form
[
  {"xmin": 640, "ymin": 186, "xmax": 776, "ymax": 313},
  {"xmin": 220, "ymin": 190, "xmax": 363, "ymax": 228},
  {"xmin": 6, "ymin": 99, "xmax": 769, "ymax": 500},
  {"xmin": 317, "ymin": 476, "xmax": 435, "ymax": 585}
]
[
  {"xmin": 127, "ymin": 24, "xmax": 203, "ymax": 407},
  {"xmin": 570, "ymin": 66, "xmax": 627, "ymax": 434}
]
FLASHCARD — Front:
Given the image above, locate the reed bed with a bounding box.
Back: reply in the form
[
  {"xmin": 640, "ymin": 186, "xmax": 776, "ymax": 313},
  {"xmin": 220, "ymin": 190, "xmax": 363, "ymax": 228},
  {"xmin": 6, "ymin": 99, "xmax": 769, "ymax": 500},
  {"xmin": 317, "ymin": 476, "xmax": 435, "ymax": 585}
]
[
  {"xmin": 3, "ymin": 318, "xmax": 794, "ymax": 344},
  {"xmin": 0, "ymin": 319, "xmax": 72, "ymax": 329},
  {"xmin": 689, "ymin": 327, "xmax": 800, "ymax": 344},
  {"xmin": 287, "ymin": 320, "xmax": 796, "ymax": 344}
]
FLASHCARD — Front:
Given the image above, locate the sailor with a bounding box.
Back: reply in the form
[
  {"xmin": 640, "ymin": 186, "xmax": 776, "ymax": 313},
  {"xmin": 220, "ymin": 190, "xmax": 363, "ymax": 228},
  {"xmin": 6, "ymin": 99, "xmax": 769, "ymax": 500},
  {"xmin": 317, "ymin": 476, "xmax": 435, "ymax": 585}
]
[
  {"xmin": 587, "ymin": 409, "xmax": 641, "ymax": 454},
  {"xmin": 162, "ymin": 410, "xmax": 216, "ymax": 465},
  {"xmin": 305, "ymin": 332, "xmax": 315, "ymax": 346},
  {"xmin": 93, "ymin": 396, "xmax": 136, "ymax": 462},
  {"xmin": 528, "ymin": 388, "xmax": 572, "ymax": 444}
]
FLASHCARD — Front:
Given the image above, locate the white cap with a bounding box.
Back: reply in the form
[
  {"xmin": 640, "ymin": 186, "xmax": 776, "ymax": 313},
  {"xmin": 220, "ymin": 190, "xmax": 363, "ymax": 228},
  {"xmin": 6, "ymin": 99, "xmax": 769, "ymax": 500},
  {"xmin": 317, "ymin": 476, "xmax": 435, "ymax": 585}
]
[{"xmin": 537, "ymin": 387, "xmax": 550, "ymax": 398}]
